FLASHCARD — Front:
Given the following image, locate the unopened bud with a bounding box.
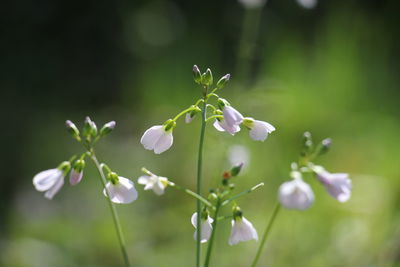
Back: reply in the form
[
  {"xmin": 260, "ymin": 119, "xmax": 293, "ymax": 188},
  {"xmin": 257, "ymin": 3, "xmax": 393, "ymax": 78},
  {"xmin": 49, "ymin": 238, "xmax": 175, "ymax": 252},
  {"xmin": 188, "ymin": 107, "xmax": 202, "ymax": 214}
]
[
  {"xmin": 230, "ymin": 163, "xmax": 243, "ymax": 177},
  {"xmin": 316, "ymin": 138, "xmax": 332, "ymax": 155},
  {"xmin": 70, "ymin": 159, "xmax": 85, "ymax": 185},
  {"xmin": 100, "ymin": 121, "xmax": 116, "ymax": 136},
  {"xmin": 83, "ymin": 116, "xmax": 97, "ymax": 139},
  {"xmin": 202, "ymin": 68, "xmax": 213, "ymax": 86},
  {"xmin": 193, "ymin": 65, "xmax": 202, "ymax": 84},
  {"xmin": 65, "ymin": 120, "xmax": 80, "ymax": 140},
  {"xmin": 216, "ymin": 74, "xmax": 230, "ymax": 89}
]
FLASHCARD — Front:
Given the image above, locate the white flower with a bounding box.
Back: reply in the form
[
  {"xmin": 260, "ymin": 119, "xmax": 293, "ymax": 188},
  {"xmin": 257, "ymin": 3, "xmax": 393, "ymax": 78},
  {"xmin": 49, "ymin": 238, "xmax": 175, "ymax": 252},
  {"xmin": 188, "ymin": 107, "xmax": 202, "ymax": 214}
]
[
  {"xmin": 229, "ymin": 216, "xmax": 258, "ymax": 245},
  {"xmin": 69, "ymin": 170, "xmax": 83, "ymax": 186},
  {"xmin": 191, "ymin": 212, "xmax": 214, "ymax": 243},
  {"xmin": 213, "ymin": 119, "xmax": 241, "ymax": 135},
  {"xmin": 138, "ymin": 173, "xmax": 169, "ymax": 195},
  {"xmin": 279, "ymin": 178, "xmax": 314, "ymax": 210},
  {"xmin": 141, "ymin": 125, "xmax": 173, "ymax": 154},
  {"xmin": 237, "ymin": 0, "xmax": 267, "ymax": 9},
  {"xmin": 185, "ymin": 113, "xmax": 194, "ymax": 124},
  {"xmin": 103, "ymin": 176, "xmax": 138, "ymax": 204},
  {"xmin": 315, "ymin": 167, "xmax": 351, "ymax": 202},
  {"xmin": 223, "ymin": 106, "xmax": 243, "ymax": 128},
  {"xmin": 243, "ymin": 118, "xmax": 275, "ymax": 141},
  {"xmin": 33, "ymin": 169, "xmax": 65, "ymax": 199}
]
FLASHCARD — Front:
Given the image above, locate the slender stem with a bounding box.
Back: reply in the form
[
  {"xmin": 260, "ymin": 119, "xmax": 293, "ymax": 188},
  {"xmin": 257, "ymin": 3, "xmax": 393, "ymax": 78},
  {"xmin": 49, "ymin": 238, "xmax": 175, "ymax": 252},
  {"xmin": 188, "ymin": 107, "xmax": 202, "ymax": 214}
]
[
  {"xmin": 196, "ymin": 98, "xmax": 207, "ymax": 267},
  {"xmin": 221, "ymin": 182, "xmax": 264, "ymax": 206},
  {"xmin": 251, "ymin": 202, "xmax": 281, "ymax": 267},
  {"xmin": 205, "ymin": 115, "xmax": 223, "ymax": 123},
  {"xmin": 173, "ymin": 106, "xmax": 199, "ymax": 121},
  {"xmin": 169, "ymin": 182, "xmax": 214, "ymax": 209},
  {"xmin": 204, "ymin": 198, "xmax": 221, "ymax": 267},
  {"xmin": 90, "ymin": 151, "xmax": 131, "ymax": 267}
]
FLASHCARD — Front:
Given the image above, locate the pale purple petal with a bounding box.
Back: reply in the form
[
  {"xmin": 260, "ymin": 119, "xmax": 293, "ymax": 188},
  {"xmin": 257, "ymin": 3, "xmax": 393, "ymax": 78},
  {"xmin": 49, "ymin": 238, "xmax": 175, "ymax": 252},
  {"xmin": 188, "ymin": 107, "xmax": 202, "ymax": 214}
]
[{"xmin": 140, "ymin": 125, "xmax": 163, "ymax": 151}]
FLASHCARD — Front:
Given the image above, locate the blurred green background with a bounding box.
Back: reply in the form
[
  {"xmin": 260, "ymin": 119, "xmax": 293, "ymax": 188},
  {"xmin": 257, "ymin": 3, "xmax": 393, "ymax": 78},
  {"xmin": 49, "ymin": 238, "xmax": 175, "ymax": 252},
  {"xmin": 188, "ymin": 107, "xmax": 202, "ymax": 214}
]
[{"xmin": 2, "ymin": 0, "xmax": 400, "ymax": 266}]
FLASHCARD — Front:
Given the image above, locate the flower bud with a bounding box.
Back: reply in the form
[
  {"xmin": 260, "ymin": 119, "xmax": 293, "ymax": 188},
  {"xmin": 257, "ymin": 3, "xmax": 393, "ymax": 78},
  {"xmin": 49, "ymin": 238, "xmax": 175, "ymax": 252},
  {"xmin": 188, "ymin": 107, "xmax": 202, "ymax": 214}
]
[
  {"xmin": 316, "ymin": 138, "xmax": 332, "ymax": 156},
  {"xmin": 202, "ymin": 68, "xmax": 213, "ymax": 86},
  {"xmin": 83, "ymin": 116, "xmax": 97, "ymax": 139},
  {"xmin": 70, "ymin": 159, "xmax": 85, "ymax": 185},
  {"xmin": 100, "ymin": 121, "xmax": 116, "ymax": 137},
  {"xmin": 216, "ymin": 74, "xmax": 230, "ymax": 89},
  {"xmin": 65, "ymin": 120, "xmax": 80, "ymax": 140},
  {"xmin": 230, "ymin": 163, "xmax": 244, "ymax": 177},
  {"xmin": 193, "ymin": 65, "xmax": 202, "ymax": 84}
]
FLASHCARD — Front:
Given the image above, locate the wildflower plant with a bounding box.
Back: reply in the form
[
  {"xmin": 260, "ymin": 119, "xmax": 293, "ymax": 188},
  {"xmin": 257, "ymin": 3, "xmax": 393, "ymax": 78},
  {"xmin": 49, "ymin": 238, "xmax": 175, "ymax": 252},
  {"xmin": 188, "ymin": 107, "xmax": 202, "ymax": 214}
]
[
  {"xmin": 250, "ymin": 132, "xmax": 352, "ymax": 267},
  {"xmin": 140, "ymin": 65, "xmax": 274, "ymax": 267},
  {"xmin": 33, "ymin": 117, "xmax": 136, "ymax": 267}
]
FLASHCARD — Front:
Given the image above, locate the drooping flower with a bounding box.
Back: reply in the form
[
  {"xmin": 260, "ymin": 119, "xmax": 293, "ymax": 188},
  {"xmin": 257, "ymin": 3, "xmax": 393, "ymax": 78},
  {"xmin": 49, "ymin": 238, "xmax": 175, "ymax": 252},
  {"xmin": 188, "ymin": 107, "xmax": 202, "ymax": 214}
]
[
  {"xmin": 278, "ymin": 178, "xmax": 314, "ymax": 210},
  {"xmin": 223, "ymin": 106, "xmax": 244, "ymax": 129},
  {"xmin": 242, "ymin": 118, "xmax": 276, "ymax": 141},
  {"xmin": 138, "ymin": 171, "xmax": 169, "ymax": 195},
  {"xmin": 213, "ymin": 119, "xmax": 241, "ymax": 135},
  {"xmin": 33, "ymin": 163, "xmax": 69, "ymax": 199},
  {"xmin": 69, "ymin": 159, "xmax": 85, "ymax": 186},
  {"xmin": 229, "ymin": 216, "xmax": 258, "ymax": 245},
  {"xmin": 314, "ymin": 166, "xmax": 351, "ymax": 202},
  {"xmin": 185, "ymin": 113, "xmax": 194, "ymax": 124},
  {"xmin": 191, "ymin": 212, "xmax": 214, "ymax": 243},
  {"xmin": 140, "ymin": 124, "xmax": 174, "ymax": 154},
  {"xmin": 103, "ymin": 175, "xmax": 138, "ymax": 204}
]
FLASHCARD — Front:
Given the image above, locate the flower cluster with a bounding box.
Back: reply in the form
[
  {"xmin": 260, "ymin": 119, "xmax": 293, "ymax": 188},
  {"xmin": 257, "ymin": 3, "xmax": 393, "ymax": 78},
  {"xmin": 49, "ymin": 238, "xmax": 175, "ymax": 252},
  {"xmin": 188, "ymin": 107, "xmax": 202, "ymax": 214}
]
[
  {"xmin": 140, "ymin": 65, "xmax": 275, "ymax": 154},
  {"xmin": 138, "ymin": 164, "xmax": 261, "ymax": 246},
  {"xmin": 278, "ymin": 132, "xmax": 352, "ymax": 210},
  {"xmin": 33, "ymin": 117, "xmax": 138, "ymax": 204}
]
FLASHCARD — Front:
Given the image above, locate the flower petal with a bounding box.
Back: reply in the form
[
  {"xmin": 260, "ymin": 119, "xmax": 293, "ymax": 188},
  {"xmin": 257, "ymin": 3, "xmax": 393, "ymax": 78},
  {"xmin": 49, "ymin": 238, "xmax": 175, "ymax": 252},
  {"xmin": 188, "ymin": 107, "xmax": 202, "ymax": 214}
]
[
  {"xmin": 44, "ymin": 175, "xmax": 64, "ymax": 199},
  {"xmin": 138, "ymin": 175, "xmax": 150, "ymax": 185},
  {"xmin": 33, "ymin": 169, "xmax": 63, "ymax": 192},
  {"xmin": 154, "ymin": 131, "xmax": 173, "ymax": 154},
  {"xmin": 104, "ymin": 177, "xmax": 138, "ymax": 204},
  {"xmin": 140, "ymin": 125, "xmax": 163, "ymax": 151}
]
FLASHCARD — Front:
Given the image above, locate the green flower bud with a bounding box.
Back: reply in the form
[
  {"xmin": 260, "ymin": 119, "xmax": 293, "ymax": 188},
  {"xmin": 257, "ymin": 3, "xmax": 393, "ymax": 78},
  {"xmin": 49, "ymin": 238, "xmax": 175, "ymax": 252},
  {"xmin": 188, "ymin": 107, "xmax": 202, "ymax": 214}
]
[
  {"xmin": 193, "ymin": 65, "xmax": 202, "ymax": 84},
  {"xmin": 202, "ymin": 68, "xmax": 213, "ymax": 86},
  {"xmin": 65, "ymin": 120, "xmax": 80, "ymax": 140},
  {"xmin": 216, "ymin": 74, "xmax": 230, "ymax": 89},
  {"xmin": 230, "ymin": 163, "xmax": 244, "ymax": 177},
  {"xmin": 100, "ymin": 121, "xmax": 116, "ymax": 137},
  {"xmin": 316, "ymin": 138, "xmax": 332, "ymax": 156},
  {"xmin": 83, "ymin": 116, "xmax": 98, "ymax": 139}
]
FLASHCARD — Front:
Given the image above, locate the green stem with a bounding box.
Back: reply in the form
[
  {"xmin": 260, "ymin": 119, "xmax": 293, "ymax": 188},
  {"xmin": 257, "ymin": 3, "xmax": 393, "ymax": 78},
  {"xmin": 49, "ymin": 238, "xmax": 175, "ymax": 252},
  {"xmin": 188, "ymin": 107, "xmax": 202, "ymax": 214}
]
[
  {"xmin": 251, "ymin": 202, "xmax": 281, "ymax": 267},
  {"xmin": 90, "ymin": 151, "xmax": 131, "ymax": 267},
  {"xmin": 173, "ymin": 106, "xmax": 199, "ymax": 122},
  {"xmin": 204, "ymin": 198, "xmax": 221, "ymax": 267},
  {"xmin": 169, "ymin": 182, "xmax": 214, "ymax": 209},
  {"xmin": 196, "ymin": 99, "xmax": 207, "ymax": 267},
  {"xmin": 221, "ymin": 182, "xmax": 264, "ymax": 206},
  {"xmin": 205, "ymin": 115, "xmax": 223, "ymax": 123}
]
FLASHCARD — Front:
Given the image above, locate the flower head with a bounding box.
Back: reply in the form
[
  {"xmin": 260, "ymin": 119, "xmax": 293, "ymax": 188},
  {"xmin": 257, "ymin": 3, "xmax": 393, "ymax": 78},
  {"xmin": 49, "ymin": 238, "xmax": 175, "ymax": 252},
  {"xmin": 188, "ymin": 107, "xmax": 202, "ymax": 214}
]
[
  {"xmin": 223, "ymin": 106, "xmax": 244, "ymax": 129},
  {"xmin": 314, "ymin": 166, "xmax": 351, "ymax": 202},
  {"xmin": 191, "ymin": 212, "xmax": 214, "ymax": 243},
  {"xmin": 185, "ymin": 113, "xmax": 194, "ymax": 124},
  {"xmin": 33, "ymin": 162, "xmax": 70, "ymax": 199},
  {"xmin": 140, "ymin": 123, "xmax": 174, "ymax": 154},
  {"xmin": 229, "ymin": 216, "xmax": 258, "ymax": 245},
  {"xmin": 69, "ymin": 159, "xmax": 85, "ymax": 186},
  {"xmin": 103, "ymin": 174, "xmax": 138, "ymax": 204},
  {"xmin": 138, "ymin": 170, "xmax": 169, "ymax": 195},
  {"xmin": 278, "ymin": 177, "xmax": 314, "ymax": 210},
  {"xmin": 243, "ymin": 118, "xmax": 275, "ymax": 141}
]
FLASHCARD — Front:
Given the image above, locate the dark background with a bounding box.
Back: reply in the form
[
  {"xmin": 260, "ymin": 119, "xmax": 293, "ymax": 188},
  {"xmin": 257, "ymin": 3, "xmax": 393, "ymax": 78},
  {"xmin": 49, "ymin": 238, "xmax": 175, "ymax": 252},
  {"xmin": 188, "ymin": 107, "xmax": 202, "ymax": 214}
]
[{"xmin": 1, "ymin": 0, "xmax": 400, "ymax": 266}]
